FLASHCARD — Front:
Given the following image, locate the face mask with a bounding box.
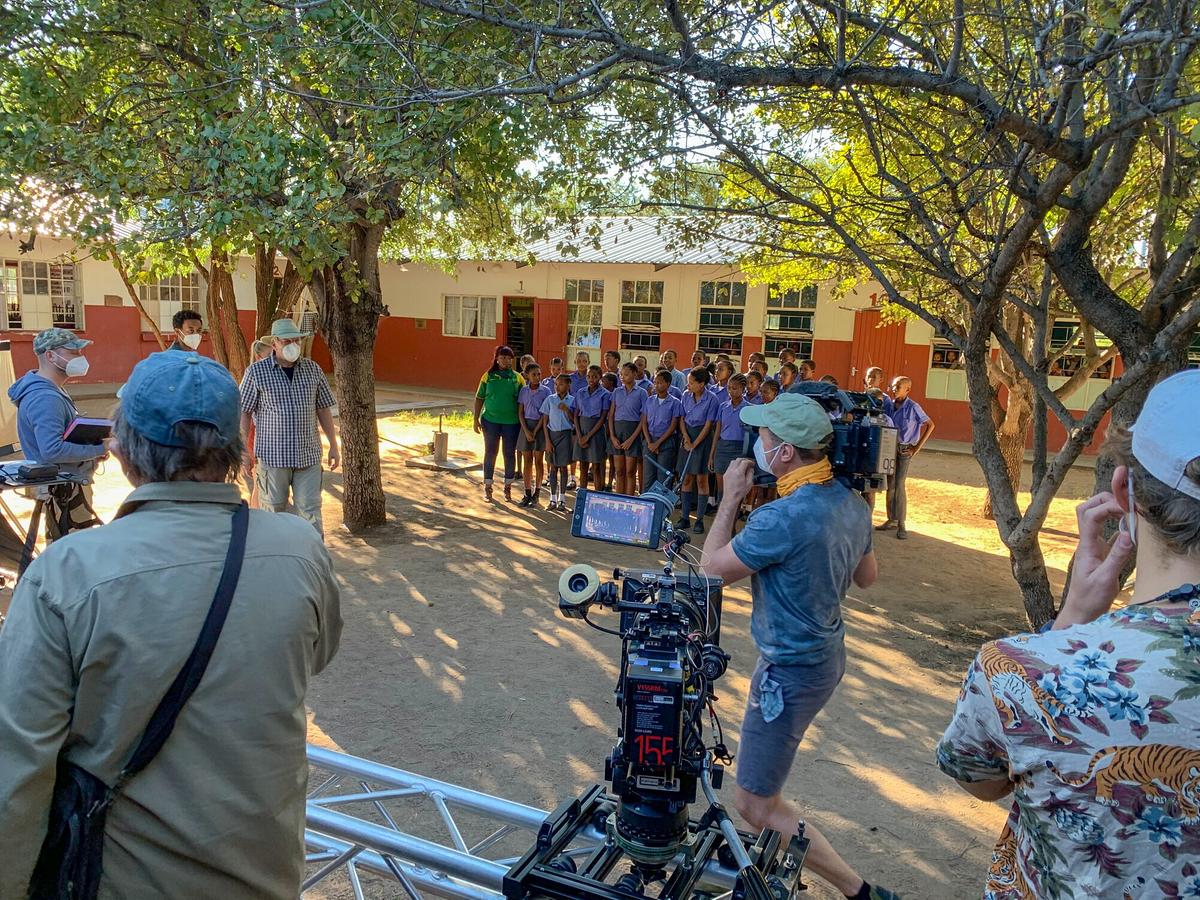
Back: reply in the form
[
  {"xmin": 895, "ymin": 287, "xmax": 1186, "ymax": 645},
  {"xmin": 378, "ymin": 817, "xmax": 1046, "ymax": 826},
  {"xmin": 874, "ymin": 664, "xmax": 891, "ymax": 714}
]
[
  {"xmin": 754, "ymin": 439, "xmax": 783, "ymax": 474},
  {"xmin": 54, "ymin": 352, "xmax": 89, "ymax": 378},
  {"xmin": 179, "ymin": 331, "xmax": 202, "ymax": 350},
  {"xmin": 281, "ymin": 343, "xmax": 302, "ymax": 363}
]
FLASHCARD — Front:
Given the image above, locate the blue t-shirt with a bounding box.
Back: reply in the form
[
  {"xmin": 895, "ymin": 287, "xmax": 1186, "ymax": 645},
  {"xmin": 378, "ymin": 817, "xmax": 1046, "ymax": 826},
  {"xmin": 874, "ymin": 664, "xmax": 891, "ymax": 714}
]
[
  {"xmin": 540, "ymin": 392, "xmax": 575, "ymax": 431},
  {"xmin": 731, "ymin": 481, "xmax": 872, "ymax": 665},
  {"xmin": 891, "ymin": 397, "xmax": 930, "ymax": 444}
]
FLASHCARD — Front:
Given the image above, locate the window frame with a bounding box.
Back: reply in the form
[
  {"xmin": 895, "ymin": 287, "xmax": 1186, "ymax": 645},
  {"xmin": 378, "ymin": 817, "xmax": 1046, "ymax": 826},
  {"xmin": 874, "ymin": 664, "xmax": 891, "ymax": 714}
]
[
  {"xmin": 698, "ymin": 280, "xmax": 747, "ymax": 356},
  {"xmin": 139, "ymin": 271, "xmax": 204, "ymax": 333},
  {"xmin": 6, "ymin": 259, "xmax": 83, "ymax": 331},
  {"xmin": 1048, "ymin": 318, "xmax": 1114, "ymax": 380},
  {"xmin": 565, "ymin": 278, "xmax": 605, "ymax": 352},
  {"xmin": 763, "ymin": 283, "xmax": 816, "ymax": 359},
  {"xmin": 619, "ymin": 279, "xmax": 664, "ymax": 352},
  {"xmin": 929, "ymin": 338, "xmax": 963, "ymax": 370},
  {"xmin": 442, "ymin": 294, "xmax": 498, "ymax": 339}
]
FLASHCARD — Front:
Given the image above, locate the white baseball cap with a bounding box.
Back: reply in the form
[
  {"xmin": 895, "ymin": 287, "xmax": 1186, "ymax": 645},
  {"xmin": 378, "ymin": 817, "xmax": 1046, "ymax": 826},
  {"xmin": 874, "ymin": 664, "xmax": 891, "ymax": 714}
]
[{"xmin": 1131, "ymin": 369, "xmax": 1200, "ymax": 502}]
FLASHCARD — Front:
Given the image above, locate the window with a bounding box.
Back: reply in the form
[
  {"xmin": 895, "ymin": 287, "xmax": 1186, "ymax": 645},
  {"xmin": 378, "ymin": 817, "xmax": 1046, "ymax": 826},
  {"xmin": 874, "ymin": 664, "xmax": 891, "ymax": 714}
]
[
  {"xmin": 698, "ymin": 280, "xmax": 746, "ymax": 356},
  {"xmin": 1049, "ymin": 319, "xmax": 1113, "ymax": 379},
  {"xmin": 620, "ymin": 279, "xmax": 663, "ymax": 352},
  {"xmin": 139, "ymin": 272, "xmax": 204, "ymax": 332},
  {"xmin": 763, "ymin": 283, "xmax": 815, "ymax": 358},
  {"xmin": 929, "ymin": 338, "xmax": 963, "ymax": 370},
  {"xmin": 565, "ymin": 278, "xmax": 604, "ymax": 351},
  {"xmin": 2, "ymin": 261, "xmax": 19, "ymax": 329},
  {"xmin": 15, "ymin": 260, "xmax": 80, "ymax": 329},
  {"xmin": 1188, "ymin": 330, "xmax": 1199, "ymax": 369},
  {"xmin": 443, "ymin": 295, "xmax": 497, "ymax": 338}
]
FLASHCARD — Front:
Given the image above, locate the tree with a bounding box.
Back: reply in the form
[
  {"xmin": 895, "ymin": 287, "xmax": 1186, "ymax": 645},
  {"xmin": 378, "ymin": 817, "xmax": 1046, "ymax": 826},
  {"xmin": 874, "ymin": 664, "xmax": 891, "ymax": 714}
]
[
  {"xmin": 407, "ymin": 0, "xmax": 1200, "ymax": 625},
  {"xmin": 0, "ymin": 0, "xmax": 552, "ymax": 531}
]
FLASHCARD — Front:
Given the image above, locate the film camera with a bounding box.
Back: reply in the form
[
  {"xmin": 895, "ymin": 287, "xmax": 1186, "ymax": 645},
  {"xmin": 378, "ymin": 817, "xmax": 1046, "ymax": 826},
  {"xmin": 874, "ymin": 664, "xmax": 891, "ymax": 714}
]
[
  {"xmin": 786, "ymin": 382, "xmax": 897, "ymax": 492},
  {"xmin": 502, "ymin": 478, "xmax": 809, "ymax": 900}
]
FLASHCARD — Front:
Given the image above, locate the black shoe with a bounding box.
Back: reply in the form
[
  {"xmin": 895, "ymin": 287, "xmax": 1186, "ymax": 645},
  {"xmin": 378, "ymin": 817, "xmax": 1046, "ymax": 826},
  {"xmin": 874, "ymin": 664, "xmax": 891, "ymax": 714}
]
[
  {"xmin": 692, "ymin": 519, "xmax": 705, "ymax": 535},
  {"xmin": 876, "ymin": 520, "xmax": 897, "ymax": 531},
  {"xmin": 566, "ymin": 479, "xmax": 578, "ymax": 491},
  {"xmin": 676, "ymin": 516, "xmax": 691, "ymax": 530},
  {"xmin": 896, "ymin": 526, "xmax": 908, "ymax": 540}
]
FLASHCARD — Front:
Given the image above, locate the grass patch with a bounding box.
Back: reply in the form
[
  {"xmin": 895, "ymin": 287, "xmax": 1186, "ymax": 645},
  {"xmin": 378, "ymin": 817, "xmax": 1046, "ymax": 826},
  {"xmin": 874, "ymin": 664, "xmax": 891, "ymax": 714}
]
[{"xmin": 388, "ymin": 409, "xmax": 475, "ymax": 429}]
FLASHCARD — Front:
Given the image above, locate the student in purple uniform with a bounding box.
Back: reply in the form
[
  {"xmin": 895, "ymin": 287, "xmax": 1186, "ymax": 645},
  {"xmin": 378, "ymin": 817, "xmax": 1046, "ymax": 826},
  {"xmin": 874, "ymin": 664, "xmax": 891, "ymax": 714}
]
[
  {"xmin": 710, "ymin": 374, "xmax": 750, "ymax": 508},
  {"xmin": 573, "ymin": 365, "xmax": 611, "ymax": 492},
  {"xmin": 746, "ymin": 370, "xmax": 765, "ymax": 405},
  {"xmin": 677, "ymin": 366, "xmax": 720, "ymax": 534},
  {"xmin": 710, "ymin": 359, "xmax": 733, "ymax": 404},
  {"xmin": 517, "ymin": 363, "xmax": 552, "ymax": 507},
  {"xmin": 543, "ymin": 357, "xmax": 566, "ymax": 488},
  {"xmin": 540, "ymin": 374, "xmax": 576, "ymax": 512},
  {"xmin": 601, "ymin": 371, "xmax": 620, "ymax": 489},
  {"xmin": 603, "ymin": 349, "xmax": 622, "ymax": 378},
  {"xmin": 608, "ymin": 362, "xmax": 646, "ymax": 496},
  {"xmin": 751, "ymin": 379, "xmax": 782, "ymax": 509},
  {"xmin": 640, "ymin": 371, "xmax": 683, "ymax": 488},
  {"xmin": 632, "ymin": 355, "xmax": 654, "ymax": 393},
  {"xmin": 751, "ymin": 359, "xmax": 770, "ymax": 381},
  {"xmin": 657, "ymin": 367, "xmax": 684, "ymax": 400},
  {"xmin": 569, "ymin": 352, "xmax": 591, "ymax": 394},
  {"xmin": 777, "ymin": 362, "xmax": 799, "ymax": 392}
]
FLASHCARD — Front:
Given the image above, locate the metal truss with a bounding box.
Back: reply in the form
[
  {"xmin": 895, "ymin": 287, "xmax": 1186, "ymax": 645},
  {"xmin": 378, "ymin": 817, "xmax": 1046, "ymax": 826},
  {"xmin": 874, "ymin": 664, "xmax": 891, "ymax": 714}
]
[{"xmin": 303, "ymin": 744, "xmax": 742, "ymax": 900}]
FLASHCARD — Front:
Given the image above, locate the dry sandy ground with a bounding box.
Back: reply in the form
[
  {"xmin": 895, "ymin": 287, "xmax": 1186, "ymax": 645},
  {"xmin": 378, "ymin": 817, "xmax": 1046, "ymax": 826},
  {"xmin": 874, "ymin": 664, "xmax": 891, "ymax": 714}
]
[{"xmin": 24, "ymin": 400, "xmax": 1098, "ymax": 899}]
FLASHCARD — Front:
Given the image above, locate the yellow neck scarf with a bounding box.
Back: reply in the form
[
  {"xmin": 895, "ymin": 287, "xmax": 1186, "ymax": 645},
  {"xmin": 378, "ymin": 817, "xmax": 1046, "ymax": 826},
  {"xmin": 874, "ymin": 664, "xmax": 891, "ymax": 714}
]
[{"xmin": 775, "ymin": 458, "xmax": 834, "ymax": 497}]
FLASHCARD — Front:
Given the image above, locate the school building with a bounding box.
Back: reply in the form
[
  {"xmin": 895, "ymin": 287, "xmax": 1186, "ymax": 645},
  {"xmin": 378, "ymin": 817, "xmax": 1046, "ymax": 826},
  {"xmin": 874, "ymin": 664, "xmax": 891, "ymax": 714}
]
[{"xmin": 4, "ymin": 218, "xmax": 1194, "ymax": 450}]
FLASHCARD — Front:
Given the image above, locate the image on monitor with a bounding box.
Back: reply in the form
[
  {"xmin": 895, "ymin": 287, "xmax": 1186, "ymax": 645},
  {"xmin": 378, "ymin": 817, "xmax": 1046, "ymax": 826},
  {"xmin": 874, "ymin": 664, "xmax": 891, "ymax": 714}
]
[{"xmin": 578, "ymin": 492, "xmax": 659, "ymax": 548}]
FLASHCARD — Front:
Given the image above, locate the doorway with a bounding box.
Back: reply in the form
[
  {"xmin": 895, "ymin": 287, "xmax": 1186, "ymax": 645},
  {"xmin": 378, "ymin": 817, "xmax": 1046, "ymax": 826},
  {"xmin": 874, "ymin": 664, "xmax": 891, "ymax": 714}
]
[
  {"xmin": 849, "ymin": 308, "xmax": 906, "ymax": 388},
  {"xmin": 504, "ymin": 297, "xmax": 534, "ymax": 358}
]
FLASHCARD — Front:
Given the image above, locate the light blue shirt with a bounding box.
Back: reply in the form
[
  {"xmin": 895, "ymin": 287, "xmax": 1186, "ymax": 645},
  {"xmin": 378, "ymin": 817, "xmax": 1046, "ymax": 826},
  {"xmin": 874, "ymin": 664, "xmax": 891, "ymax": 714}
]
[
  {"xmin": 540, "ymin": 392, "xmax": 575, "ymax": 431},
  {"xmin": 670, "ymin": 368, "xmax": 688, "ymax": 392},
  {"xmin": 731, "ymin": 481, "xmax": 872, "ymax": 665}
]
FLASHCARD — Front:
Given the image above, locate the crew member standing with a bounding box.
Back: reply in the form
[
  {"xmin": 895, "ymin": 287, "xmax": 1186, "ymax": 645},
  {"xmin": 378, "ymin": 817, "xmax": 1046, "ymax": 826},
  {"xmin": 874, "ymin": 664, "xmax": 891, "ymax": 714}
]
[
  {"xmin": 7, "ymin": 327, "xmax": 107, "ymax": 537},
  {"xmin": 699, "ymin": 394, "xmax": 897, "ymax": 900},
  {"xmin": 0, "ymin": 350, "xmax": 341, "ymax": 899},
  {"xmin": 169, "ymin": 310, "xmax": 204, "ymax": 351},
  {"xmin": 878, "ymin": 375, "xmax": 934, "ymax": 540},
  {"xmin": 240, "ymin": 319, "xmax": 340, "ymax": 537}
]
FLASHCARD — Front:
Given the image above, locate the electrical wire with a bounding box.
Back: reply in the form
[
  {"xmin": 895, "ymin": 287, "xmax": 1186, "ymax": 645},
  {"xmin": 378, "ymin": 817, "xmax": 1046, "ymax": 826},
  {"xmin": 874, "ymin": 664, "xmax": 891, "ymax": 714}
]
[{"xmin": 581, "ymin": 610, "xmax": 622, "ymax": 637}]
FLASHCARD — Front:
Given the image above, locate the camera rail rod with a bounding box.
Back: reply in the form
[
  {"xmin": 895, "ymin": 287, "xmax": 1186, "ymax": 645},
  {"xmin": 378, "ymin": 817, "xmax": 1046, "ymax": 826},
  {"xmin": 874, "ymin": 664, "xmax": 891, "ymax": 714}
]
[{"xmin": 303, "ymin": 744, "xmax": 742, "ymax": 899}]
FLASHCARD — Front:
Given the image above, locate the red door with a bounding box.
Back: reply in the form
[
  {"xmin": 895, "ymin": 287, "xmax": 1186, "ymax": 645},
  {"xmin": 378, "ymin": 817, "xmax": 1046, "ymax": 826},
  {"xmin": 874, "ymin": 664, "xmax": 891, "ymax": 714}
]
[
  {"xmin": 849, "ymin": 309, "xmax": 906, "ymax": 387},
  {"xmin": 534, "ymin": 298, "xmax": 568, "ymax": 365}
]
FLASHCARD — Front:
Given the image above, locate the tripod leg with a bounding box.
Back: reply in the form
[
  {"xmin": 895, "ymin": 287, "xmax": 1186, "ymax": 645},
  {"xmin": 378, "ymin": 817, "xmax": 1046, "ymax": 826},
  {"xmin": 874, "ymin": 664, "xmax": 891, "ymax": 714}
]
[{"xmin": 18, "ymin": 499, "xmax": 42, "ymax": 577}]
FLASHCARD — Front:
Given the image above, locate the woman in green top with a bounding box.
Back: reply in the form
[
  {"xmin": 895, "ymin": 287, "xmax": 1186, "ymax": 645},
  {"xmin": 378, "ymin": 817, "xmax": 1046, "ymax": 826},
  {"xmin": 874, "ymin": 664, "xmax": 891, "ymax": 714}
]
[{"xmin": 473, "ymin": 345, "xmax": 525, "ymax": 501}]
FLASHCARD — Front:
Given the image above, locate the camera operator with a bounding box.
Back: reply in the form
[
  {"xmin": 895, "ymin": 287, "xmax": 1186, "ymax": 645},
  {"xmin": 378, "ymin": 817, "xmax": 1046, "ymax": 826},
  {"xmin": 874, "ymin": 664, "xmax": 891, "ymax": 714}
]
[{"xmin": 700, "ymin": 394, "xmax": 898, "ymax": 900}]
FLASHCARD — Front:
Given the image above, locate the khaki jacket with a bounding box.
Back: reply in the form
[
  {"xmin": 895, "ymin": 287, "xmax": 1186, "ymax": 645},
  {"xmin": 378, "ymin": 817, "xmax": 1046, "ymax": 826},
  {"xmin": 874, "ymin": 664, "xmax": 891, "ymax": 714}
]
[{"xmin": 0, "ymin": 482, "xmax": 342, "ymax": 899}]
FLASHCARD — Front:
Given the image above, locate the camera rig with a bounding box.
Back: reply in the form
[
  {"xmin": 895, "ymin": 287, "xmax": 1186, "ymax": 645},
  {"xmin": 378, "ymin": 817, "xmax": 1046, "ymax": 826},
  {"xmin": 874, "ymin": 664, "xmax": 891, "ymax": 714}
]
[
  {"xmin": 501, "ymin": 475, "xmax": 809, "ymax": 899},
  {"xmin": 786, "ymin": 382, "xmax": 897, "ymax": 492}
]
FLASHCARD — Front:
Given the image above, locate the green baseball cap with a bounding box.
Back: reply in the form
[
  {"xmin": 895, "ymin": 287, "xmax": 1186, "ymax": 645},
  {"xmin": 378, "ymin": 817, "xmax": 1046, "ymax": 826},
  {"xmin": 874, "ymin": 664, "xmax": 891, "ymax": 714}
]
[
  {"xmin": 33, "ymin": 327, "xmax": 91, "ymax": 355},
  {"xmin": 740, "ymin": 393, "xmax": 833, "ymax": 449}
]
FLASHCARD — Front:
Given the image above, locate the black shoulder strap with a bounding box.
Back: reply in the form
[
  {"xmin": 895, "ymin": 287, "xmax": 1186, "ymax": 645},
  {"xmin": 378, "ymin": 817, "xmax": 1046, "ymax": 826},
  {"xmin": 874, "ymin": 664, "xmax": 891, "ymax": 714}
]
[{"xmin": 121, "ymin": 501, "xmax": 249, "ymax": 779}]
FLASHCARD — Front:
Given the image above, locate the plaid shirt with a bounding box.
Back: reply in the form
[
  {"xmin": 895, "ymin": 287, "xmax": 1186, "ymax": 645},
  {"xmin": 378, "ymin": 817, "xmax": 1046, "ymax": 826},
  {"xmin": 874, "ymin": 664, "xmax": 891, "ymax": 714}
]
[{"xmin": 239, "ymin": 357, "xmax": 336, "ymax": 468}]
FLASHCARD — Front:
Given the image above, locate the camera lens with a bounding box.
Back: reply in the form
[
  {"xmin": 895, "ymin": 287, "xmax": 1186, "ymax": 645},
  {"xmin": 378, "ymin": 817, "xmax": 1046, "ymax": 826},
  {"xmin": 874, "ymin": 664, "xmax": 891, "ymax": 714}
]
[{"xmin": 568, "ymin": 573, "xmax": 591, "ymax": 593}]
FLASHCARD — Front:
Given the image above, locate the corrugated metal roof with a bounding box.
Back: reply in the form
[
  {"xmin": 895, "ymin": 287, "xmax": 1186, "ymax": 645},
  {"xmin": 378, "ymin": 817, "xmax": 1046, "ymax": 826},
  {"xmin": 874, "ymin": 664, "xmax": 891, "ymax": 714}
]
[{"xmin": 521, "ymin": 216, "xmax": 750, "ymax": 266}]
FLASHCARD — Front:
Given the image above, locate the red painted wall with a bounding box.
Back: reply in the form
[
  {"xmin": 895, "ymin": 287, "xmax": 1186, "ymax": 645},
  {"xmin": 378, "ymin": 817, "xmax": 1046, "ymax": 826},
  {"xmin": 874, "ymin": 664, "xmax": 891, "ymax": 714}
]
[
  {"xmin": 812, "ymin": 339, "xmax": 853, "ymax": 387},
  {"xmin": 370, "ymin": 316, "xmax": 499, "ymax": 391}
]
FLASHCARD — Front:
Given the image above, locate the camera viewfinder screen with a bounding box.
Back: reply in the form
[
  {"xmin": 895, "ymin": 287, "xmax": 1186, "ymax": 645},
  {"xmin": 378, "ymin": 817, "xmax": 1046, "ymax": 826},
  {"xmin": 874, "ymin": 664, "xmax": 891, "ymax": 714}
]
[{"xmin": 574, "ymin": 491, "xmax": 661, "ymax": 549}]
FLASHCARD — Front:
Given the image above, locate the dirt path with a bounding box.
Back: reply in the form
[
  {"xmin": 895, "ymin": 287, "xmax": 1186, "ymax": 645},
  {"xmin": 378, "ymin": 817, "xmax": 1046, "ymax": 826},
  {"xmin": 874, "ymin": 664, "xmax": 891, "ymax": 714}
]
[{"xmin": 59, "ymin": 410, "xmax": 1097, "ymax": 899}]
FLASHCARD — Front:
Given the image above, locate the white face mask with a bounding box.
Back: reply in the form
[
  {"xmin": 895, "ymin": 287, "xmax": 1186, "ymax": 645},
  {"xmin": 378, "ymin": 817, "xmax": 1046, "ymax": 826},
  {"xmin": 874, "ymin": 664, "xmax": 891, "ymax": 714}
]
[
  {"xmin": 179, "ymin": 331, "xmax": 202, "ymax": 350},
  {"xmin": 754, "ymin": 438, "xmax": 784, "ymax": 475},
  {"xmin": 53, "ymin": 352, "xmax": 90, "ymax": 378},
  {"xmin": 280, "ymin": 343, "xmax": 302, "ymax": 363}
]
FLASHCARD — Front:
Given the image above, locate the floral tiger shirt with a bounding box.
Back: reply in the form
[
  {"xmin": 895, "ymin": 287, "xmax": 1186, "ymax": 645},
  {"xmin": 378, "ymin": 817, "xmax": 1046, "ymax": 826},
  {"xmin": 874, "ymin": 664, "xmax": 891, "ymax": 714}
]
[{"xmin": 937, "ymin": 597, "xmax": 1200, "ymax": 899}]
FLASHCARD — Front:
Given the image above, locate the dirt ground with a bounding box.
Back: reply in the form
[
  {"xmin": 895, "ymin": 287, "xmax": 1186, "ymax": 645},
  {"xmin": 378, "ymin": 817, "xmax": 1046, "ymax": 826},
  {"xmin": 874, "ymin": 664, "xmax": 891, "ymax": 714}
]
[{"xmin": 26, "ymin": 399, "xmax": 1099, "ymax": 899}]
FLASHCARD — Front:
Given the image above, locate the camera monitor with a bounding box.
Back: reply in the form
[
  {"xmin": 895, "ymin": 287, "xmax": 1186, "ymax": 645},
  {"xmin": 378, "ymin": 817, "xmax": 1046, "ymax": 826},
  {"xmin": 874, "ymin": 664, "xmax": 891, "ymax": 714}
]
[{"xmin": 571, "ymin": 489, "xmax": 666, "ymax": 550}]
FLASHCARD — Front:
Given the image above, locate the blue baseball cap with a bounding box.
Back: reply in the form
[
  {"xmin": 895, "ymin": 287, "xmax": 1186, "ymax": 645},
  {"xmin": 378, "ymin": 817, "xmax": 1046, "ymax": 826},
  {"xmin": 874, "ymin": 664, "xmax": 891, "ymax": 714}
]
[{"xmin": 118, "ymin": 351, "xmax": 240, "ymax": 448}]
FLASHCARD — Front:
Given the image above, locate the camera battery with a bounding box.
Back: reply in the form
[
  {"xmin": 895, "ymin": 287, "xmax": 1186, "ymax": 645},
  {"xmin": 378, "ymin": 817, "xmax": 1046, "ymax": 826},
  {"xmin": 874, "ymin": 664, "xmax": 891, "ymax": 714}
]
[{"xmin": 622, "ymin": 646, "xmax": 684, "ymax": 782}]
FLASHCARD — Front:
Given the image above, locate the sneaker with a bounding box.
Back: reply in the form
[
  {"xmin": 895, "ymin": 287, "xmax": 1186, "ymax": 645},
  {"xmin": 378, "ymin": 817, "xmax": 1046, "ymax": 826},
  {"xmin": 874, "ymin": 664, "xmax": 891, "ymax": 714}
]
[
  {"xmin": 519, "ymin": 493, "xmax": 533, "ymax": 508},
  {"xmin": 875, "ymin": 520, "xmax": 896, "ymax": 531},
  {"xmin": 896, "ymin": 527, "xmax": 908, "ymax": 540},
  {"xmin": 867, "ymin": 885, "xmax": 903, "ymax": 900},
  {"xmin": 541, "ymin": 477, "xmax": 552, "ymax": 488},
  {"xmin": 484, "ymin": 484, "xmax": 494, "ymax": 502},
  {"xmin": 676, "ymin": 516, "xmax": 691, "ymax": 530},
  {"xmin": 566, "ymin": 479, "xmax": 578, "ymax": 491},
  {"xmin": 693, "ymin": 519, "xmax": 705, "ymax": 535}
]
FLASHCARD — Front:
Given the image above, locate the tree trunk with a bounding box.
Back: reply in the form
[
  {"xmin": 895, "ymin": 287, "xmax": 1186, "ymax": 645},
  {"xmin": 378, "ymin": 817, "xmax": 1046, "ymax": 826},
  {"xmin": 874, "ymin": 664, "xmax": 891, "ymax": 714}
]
[
  {"xmin": 1010, "ymin": 535, "xmax": 1057, "ymax": 628},
  {"xmin": 982, "ymin": 383, "xmax": 1032, "ymax": 518},
  {"xmin": 205, "ymin": 248, "xmax": 250, "ymax": 381},
  {"xmin": 309, "ymin": 223, "xmax": 387, "ymax": 532},
  {"xmin": 108, "ymin": 247, "xmax": 166, "ymax": 349}
]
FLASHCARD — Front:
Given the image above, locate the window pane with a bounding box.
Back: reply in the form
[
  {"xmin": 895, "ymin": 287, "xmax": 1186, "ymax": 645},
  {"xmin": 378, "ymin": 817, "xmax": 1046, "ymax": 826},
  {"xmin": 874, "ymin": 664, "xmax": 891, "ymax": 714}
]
[
  {"xmin": 621, "ymin": 281, "xmax": 634, "ymax": 304},
  {"xmin": 443, "ymin": 297, "xmax": 461, "ymax": 335},
  {"xmin": 635, "ymin": 281, "xmax": 649, "ymax": 304},
  {"xmin": 464, "ymin": 305, "xmax": 479, "ymax": 337},
  {"xmin": 480, "ymin": 297, "xmax": 497, "ymax": 338},
  {"xmin": 651, "ymin": 281, "xmax": 664, "ymax": 304},
  {"xmin": 732, "ymin": 283, "xmax": 746, "ymax": 306},
  {"xmin": 565, "ymin": 280, "xmax": 578, "ymax": 302},
  {"xmin": 700, "ymin": 282, "xmax": 713, "ymax": 305}
]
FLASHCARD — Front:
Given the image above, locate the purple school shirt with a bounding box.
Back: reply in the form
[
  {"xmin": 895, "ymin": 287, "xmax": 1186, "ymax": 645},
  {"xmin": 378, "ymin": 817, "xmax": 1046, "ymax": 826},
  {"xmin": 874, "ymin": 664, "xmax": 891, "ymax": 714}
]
[
  {"xmin": 717, "ymin": 398, "xmax": 750, "ymax": 441},
  {"xmin": 709, "ymin": 383, "xmax": 729, "ymax": 406},
  {"xmin": 636, "ymin": 375, "xmax": 655, "ymax": 394},
  {"xmin": 668, "ymin": 385, "xmax": 684, "ymax": 400},
  {"xmin": 891, "ymin": 397, "xmax": 931, "ymax": 444},
  {"xmin": 611, "ymin": 384, "xmax": 646, "ymax": 422},
  {"xmin": 745, "ymin": 391, "xmax": 764, "ymax": 405},
  {"xmin": 518, "ymin": 382, "xmax": 552, "ymax": 421},
  {"xmin": 644, "ymin": 394, "xmax": 683, "ymax": 440},
  {"xmin": 681, "ymin": 390, "xmax": 719, "ymax": 428},
  {"xmin": 574, "ymin": 385, "xmax": 611, "ymax": 419},
  {"xmin": 569, "ymin": 371, "xmax": 589, "ymax": 394}
]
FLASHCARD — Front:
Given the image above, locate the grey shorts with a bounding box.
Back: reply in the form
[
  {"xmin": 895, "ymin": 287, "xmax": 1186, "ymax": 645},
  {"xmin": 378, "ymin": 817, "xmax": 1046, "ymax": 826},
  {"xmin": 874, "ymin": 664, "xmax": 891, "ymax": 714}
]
[{"xmin": 736, "ymin": 651, "xmax": 846, "ymax": 797}]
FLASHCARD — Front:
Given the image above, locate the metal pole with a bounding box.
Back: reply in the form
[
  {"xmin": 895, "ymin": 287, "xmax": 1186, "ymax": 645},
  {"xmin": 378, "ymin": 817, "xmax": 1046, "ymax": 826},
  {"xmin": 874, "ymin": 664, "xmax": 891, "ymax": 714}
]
[
  {"xmin": 307, "ymin": 745, "xmax": 547, "ymax": 829},
  {"xmin": 305, "ymin": 833, "xmax": 503, "ymax": 900}
]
